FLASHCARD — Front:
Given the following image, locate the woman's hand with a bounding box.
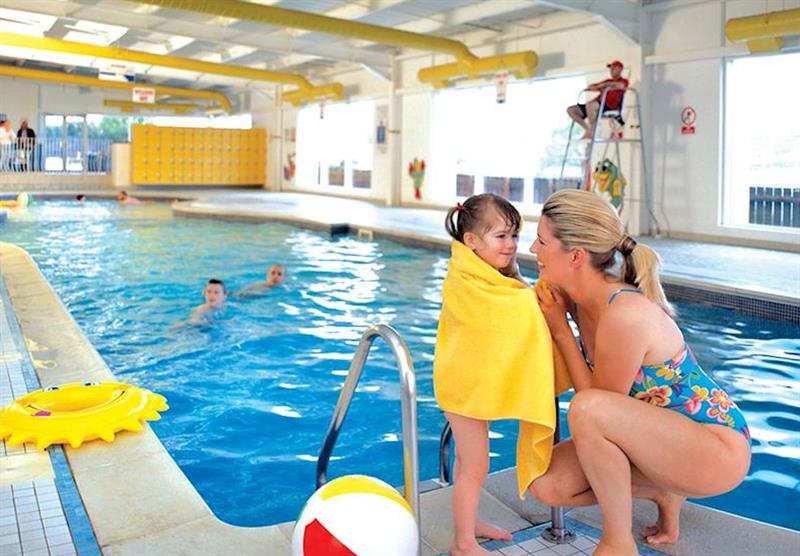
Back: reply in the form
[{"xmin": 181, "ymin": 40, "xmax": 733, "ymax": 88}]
[{"xmin": 535, "ymin": 281, "xmax": 571, "ymax": 338}]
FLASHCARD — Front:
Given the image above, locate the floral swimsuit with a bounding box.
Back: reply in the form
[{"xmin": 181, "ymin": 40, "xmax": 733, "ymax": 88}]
[{"xmin": 582, "ymin": 288, "xmax": 750, "ymax": 441}]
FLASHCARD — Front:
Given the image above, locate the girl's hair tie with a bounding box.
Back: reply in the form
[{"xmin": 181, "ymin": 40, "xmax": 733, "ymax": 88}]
[{"xmin": 455, "ymin": 202, "xmax": 464, "ymax": 211}]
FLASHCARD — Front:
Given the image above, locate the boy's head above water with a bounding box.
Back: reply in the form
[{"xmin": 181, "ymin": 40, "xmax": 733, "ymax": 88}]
[
  {"xmin": 266, "ymin": 264, "xmax": 286, "ymax": 287},
  {"xmin": 204, "ymin": 278, "xmax": 227, "ymax": 306}
]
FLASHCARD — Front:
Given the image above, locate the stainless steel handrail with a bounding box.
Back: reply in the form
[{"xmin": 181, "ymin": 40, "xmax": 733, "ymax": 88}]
[{"xmin": 316, "ymin": 323, "xmax": 421, "ymax": 530}]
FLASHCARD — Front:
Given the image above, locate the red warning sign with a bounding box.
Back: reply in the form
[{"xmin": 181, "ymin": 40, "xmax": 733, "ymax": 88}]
[{"xmin": 681, "ymin": 106, "xmax": 696, "ymax": 135}]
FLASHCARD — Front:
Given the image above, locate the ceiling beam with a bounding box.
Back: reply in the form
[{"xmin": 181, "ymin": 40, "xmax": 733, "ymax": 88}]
[{"xmin": 530, "ymin": 0, "xmax": 640, "ymax": 45}]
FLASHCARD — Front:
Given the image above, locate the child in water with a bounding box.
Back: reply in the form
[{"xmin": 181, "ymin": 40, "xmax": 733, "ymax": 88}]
[
  {"xmin": 188, "ymin": 278, "xmax": 228, "ymax": 323},
  {"xmin": 236, "ymin": 264, "xmax": 286, "ymax": 296}
]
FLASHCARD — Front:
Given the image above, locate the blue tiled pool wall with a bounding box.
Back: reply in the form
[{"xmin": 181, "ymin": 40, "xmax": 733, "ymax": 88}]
[
  {"xmin": 0, "ymin": 269, "xmax": 102, "ymax": 556},
  {"xmin": 662, "ymin": 283, "xmax": 799, "ymax": 324}
]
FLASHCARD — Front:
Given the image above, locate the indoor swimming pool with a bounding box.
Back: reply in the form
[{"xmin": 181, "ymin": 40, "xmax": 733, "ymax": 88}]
[{"xmin": 2, "ymin": 201, "xmax": 798, "ymax": 530}]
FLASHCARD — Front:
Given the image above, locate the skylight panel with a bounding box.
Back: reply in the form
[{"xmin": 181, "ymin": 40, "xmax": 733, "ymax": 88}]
[
  {"xmin": 0, "ymin": 8, "xmax": 57, "ymax": 37},
  {"xmin": 62, "ymin": 20, "xmax": 128, "ymax": 46}
]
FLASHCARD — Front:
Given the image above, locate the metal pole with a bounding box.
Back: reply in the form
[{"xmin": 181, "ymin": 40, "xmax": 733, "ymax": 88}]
[
  {"xmin": 541, "ymin": 397, "xmax": 575, "ymax": 544},
  {"xmin": 315, "ymin": 324, "xmax": 420, "ymax": 542}
]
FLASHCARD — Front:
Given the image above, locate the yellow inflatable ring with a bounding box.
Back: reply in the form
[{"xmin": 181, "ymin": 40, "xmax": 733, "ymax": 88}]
[
  {"xmin": 0, "ymin": 381, "xmax": 168, "ymax": 450},
  {"xmin": 0, "ymin": 192, "xmax": 32, "ymax": 208}
]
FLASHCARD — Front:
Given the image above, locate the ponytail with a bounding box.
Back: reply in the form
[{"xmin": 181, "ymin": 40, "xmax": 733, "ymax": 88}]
[{"xmin": 542, "ymin": 189, "xmax": 674, "ymax": 317}]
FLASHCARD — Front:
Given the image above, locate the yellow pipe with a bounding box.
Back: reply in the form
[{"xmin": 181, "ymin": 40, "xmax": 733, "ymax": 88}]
[
  {"xmin": 129, "ymin": 0, "xmax": 479, "ymax": 63},
  {"xmin": 0, "ymin": 65, "xmax": 233, "ymax": 114},
  {"xmin": 281, "ymin": 83, "xmax": 345, "ymax": 107},
  {"xmin": 0, "ymin": 31, "xmax": 325, "ymax": 92},
  {"xmin": 725, "ymin": 8, "xmax": 800, "ymax": 51},
  {"xmin": 418, "ymin": 51, "xmax": 538, "ymax": 88},
  {"xmin": 104, "ymin": 99, "xmax": 202, "ymax": 114}
]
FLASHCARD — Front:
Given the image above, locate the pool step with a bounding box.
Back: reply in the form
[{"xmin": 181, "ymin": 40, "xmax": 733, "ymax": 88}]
[{"xmin": 272, "ymin": 467, "xmax": 799, "ymax": 556}]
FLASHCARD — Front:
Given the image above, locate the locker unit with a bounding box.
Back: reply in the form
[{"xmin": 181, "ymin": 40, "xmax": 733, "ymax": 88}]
[{"xmin": 131, "ymin": 124, "xmax": 267, "ymax": 186}]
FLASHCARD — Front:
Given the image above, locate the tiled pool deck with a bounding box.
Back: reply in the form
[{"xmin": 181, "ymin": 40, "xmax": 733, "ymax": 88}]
[{"xmin": 1, "ymin": 190, "xmax": 799, "ymax": 555}]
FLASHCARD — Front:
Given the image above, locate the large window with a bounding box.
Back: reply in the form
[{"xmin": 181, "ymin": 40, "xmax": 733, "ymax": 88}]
[
  {"xmin": 431, "ymin": 75, "xmax": 586, "ymax": 207},
  {"xmin": 724, "ymin": 52, "xmax": 800, "ymax": 229},
  {"xmin": 296, "ymin": 100, "xmax": 374, "ymax": 191}
]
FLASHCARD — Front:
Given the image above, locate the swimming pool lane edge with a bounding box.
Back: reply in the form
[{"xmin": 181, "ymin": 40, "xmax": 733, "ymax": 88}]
[{"xmin": 0, "ymin": 242, "xmax": 293, "ymax": 555}]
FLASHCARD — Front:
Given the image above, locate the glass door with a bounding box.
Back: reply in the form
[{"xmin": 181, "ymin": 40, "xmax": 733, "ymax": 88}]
[
  {"xmin": 44, "ymin": 114, "xmax": 64, "ymax": 171},
  {"xmin": 65, "ymin": 115, "xmax": 86, "ymax": 172}
]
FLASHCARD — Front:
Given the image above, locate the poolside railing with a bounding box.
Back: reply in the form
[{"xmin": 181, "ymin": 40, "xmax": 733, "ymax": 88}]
[
  {"xmin": 0, "ymin": 138, "xmax": 112, "ymax": 174},
  {"xmin": 316, "ymin": 324, "xmax": 420, "ymax": 536}
]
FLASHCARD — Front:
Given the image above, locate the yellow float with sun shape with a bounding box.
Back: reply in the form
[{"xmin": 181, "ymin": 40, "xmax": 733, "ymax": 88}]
[{"xmin": 0, "ymin": 381, "xmax": 168, "ymax": 450}]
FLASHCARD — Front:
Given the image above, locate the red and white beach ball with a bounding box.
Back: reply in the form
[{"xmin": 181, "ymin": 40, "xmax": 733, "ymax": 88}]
[{"xmin": 291, "ymin": 474, "xmax": 419, "ymax": 556}]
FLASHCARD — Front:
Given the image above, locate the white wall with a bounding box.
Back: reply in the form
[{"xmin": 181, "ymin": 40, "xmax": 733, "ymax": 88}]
[
  {"xmin": 645, "ymin": 0, "xmax": 800, "ymax": 247},
  {"xmin": 0, "ymin": 78, "xmax": 39, "ymax": 130}
]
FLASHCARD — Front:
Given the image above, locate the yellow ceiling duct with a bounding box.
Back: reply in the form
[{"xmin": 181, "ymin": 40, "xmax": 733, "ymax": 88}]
[
  {"xmin": 282, "ymin": 83, "xmax": 344, "ymax": 107},
  {"xmin": 418, "ymin": 52, "xmax": 538, "ymax": 88},
  {"xmin": 104, "ymin": 99, "xmax": 201, "ymax": 114},
  {"xmin": 129, "ymin": 0, "xmax": 538, "ymax": 88},
  {"xmin": 725, "ymin": 8, "xmax": 800, "ymax": 52},
  {"xmin": 0, "ymin": 31, "xmax": 342, "ymax": 104},
  {"xmin": 0, "ymin": 64, "xmax": 232, "ymax": 113}
]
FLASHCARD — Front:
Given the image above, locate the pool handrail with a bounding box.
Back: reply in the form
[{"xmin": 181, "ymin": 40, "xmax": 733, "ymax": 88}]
[{"xmin": 316, "ymin": 324, "xmax": 421, "ymax": 541}]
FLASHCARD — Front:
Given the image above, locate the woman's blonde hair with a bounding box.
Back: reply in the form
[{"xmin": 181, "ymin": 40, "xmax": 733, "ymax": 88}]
[{"xmin": 541, "ymin": 190, "xmax": 674, "ymax": 316}]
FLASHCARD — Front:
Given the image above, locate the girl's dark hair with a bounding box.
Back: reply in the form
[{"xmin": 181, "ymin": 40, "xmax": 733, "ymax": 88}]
[{"xmin": 445, "ymin": 193, "xmax": 521, "ymax": 242}]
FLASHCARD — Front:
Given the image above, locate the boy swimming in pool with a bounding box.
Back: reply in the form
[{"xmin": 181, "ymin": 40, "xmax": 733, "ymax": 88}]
[
  {"xmin": 236, "ymin": 264, "xmax": 286, "ymax": 296},
  {"xmin": 188, "ymin": 278, "xmax": 228, "ymax": 323}
]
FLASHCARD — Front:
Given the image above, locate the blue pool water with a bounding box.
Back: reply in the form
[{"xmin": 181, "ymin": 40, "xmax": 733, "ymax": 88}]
[{"xmin": 2, "ymin": 201, "xmax": 798, "ymax": 530}]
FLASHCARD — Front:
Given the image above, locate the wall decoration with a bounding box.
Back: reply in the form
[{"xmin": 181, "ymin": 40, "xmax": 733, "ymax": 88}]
[
  {"xmin": 408, "ymin": 158, "xmax": 426, "ymax": 200},
  {"xmin": 283, "ymin": 152, "xmax": 296, "ymax": 181}
]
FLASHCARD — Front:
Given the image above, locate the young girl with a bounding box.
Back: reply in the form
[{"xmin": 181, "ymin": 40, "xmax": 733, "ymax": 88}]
[{"xmin": 434, "ymin": 193, "xmax": 568, "ymax": 556}]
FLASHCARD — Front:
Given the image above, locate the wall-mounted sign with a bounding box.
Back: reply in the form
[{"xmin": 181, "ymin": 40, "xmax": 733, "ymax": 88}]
[
  {"xmin": 495, "ymin": 70, "xmax": 509, "ymax": 104},
  {"xmin": 132, "ymin": 87, "xmax": 156, "ymax": 104},
  {"xmin": 681, "ymin": 106, "xmax": 696, "ymax": 135},
  {"xmin": 98, "ymin": 63, "xmax": 135, "ymax": 83}
]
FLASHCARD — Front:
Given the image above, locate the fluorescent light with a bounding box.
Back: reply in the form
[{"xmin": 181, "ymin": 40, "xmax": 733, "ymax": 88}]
[{"xmin": 63, "ymin": 20, "xmax": 128, "ymax": 46}]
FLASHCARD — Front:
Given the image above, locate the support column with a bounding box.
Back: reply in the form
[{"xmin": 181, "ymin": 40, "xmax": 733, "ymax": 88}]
[{"xmin": 387, "ymin": 55, "xmax": 403, "ymax": 206}]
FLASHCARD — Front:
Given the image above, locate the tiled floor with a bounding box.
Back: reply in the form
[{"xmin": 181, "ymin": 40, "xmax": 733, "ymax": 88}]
[
  {"xmin": 0, "ymin": 279, "xmax": 80, "ymax": 556},
  {"xmin": 480, "ymin": 519, "xmax": 666, "ymax": 556}
]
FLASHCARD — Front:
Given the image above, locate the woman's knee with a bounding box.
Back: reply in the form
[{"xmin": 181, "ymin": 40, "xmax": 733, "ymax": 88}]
[
  {"xmin": 567, "ymin": 389, "xmax": 609, "ymax": 432},
  {"xmin": 528, "ymin": 474, "xmax": 564, "ymax": 507}
]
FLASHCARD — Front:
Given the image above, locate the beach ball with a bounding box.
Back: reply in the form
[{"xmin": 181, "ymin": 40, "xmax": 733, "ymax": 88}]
[{"xmin": 292, "ymin": 474, "xmax": 419, "ymax": 556}]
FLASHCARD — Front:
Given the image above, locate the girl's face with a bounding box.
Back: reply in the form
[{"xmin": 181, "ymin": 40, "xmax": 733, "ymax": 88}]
[
  {"xmin": 530, "ymin": 216, "xmax": 571, "ymax": 286},
  {"xmin": 465, "ymin": 210, "xmax": 519, "ymax": 270}
]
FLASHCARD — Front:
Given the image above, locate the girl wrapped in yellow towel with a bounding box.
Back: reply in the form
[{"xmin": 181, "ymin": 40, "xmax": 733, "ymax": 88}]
[{"xmin": 434, "ymin": 193, "xmax": 569, "ymax": 555}]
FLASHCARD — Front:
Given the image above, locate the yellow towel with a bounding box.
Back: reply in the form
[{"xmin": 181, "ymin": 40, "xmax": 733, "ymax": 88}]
[{"xmin": 434, "ymin": 240, "xmax": 572, "ymax": 499}]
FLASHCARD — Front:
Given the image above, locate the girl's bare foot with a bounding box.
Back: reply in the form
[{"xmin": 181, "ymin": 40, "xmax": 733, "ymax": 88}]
[
  {"xmin": 594, "ymin": 536, "xmax": 639, "ymax": 556},
  {"xmin": 642, "ymin": 492, "xmax": 684, "ymax": 545},
  {"xmin": 475, "ymin": 520, "xmax": 512, "ymax": 541},
  {"xmin": 450, "ymin": 541, "xmax": 492, "ymax": 556}
]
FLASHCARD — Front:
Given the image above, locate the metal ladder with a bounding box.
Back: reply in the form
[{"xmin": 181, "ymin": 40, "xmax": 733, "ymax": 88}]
[
  {"xmin": 559, "ymin": 86, "xmax": 661, "ymax": 235},
  {"xmin": 439, "ymin": 397, "xmax": 575, "ymax": 544},
  {"xmin": 316, "ymin": 324, "xmax": 421, "ymax": 548}
]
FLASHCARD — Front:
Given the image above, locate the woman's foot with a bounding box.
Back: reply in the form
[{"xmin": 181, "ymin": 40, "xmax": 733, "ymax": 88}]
[
  {"xmin": 642, "ymin": 492, "xmax": 684, "ymax": 545},
  {"xmin": 475, "ymin": 520, "xmax": 512, "ymax": 541},
  {"xmin": 594, "ymin": 536, "xmax": 639, "ymax": 556}
]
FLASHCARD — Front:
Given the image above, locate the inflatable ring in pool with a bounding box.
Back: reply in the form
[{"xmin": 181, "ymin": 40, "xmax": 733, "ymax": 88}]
[
  {"xmin": 0, "ymin": 192, "xmax": 32, "ymax": 208},
  {"xmin": 0, "ymin": 381, "xmax": 168, "ymax": 450}
]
